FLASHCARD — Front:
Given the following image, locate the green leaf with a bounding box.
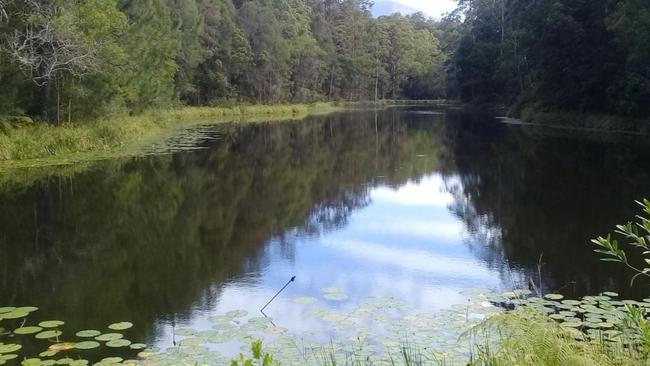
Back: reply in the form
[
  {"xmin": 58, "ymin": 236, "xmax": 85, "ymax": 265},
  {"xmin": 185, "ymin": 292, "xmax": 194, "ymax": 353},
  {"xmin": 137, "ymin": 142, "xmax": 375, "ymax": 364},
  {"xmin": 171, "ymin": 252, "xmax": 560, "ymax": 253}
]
[
  {"xmin": 108, "ymin": 322, "xmax": 133, "ymax": 331},
  {"xmin": 38, "ymin": 320, "xmax": 64, "ymax": 328},
  {"xmin": 35, "ymin": 330, "xmax": 62, "ymax": 339}
]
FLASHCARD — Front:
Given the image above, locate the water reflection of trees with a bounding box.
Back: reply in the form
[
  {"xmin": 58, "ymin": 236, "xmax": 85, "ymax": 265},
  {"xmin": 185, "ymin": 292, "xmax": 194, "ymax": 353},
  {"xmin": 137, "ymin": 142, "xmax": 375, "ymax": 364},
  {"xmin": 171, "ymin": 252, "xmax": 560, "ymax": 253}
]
[
  {"xmin": 442, "ymin": 111, "xmax": 650, "ymax": 298},
  {"xmin": 0, "ymin": 108, "xmax": 450, "ymax": 343}
]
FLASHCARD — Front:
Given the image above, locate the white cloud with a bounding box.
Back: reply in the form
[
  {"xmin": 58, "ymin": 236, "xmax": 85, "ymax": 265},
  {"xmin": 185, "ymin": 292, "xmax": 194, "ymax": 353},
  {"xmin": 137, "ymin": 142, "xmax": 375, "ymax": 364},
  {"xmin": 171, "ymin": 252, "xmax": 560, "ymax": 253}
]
[
  {"xmin": 371, "ymin": 175, "xmax": 453, "ymax": 207},
  {"xmin": 322, "ymin": 238, "xmax": 495, "ymax": 281},
  {"xmin": 391, "ymin": 0, "xmax": 457, "ymax": 18}
]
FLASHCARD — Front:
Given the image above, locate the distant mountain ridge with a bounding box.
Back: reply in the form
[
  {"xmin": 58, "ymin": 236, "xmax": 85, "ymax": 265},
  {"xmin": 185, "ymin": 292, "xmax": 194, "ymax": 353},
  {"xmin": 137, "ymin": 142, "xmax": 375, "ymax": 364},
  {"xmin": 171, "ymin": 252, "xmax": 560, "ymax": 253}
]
[{"xmin": 371, "ymin": 1, "xmax": 422, "ymax": 18}]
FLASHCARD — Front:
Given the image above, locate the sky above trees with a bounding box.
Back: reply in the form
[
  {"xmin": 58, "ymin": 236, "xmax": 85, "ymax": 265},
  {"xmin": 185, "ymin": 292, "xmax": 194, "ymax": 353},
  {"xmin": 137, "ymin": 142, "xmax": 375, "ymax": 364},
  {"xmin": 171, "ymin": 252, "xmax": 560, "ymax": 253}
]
[{"xmin": 389, "ymin": 0, "xmax": 456, "ymax": 18}]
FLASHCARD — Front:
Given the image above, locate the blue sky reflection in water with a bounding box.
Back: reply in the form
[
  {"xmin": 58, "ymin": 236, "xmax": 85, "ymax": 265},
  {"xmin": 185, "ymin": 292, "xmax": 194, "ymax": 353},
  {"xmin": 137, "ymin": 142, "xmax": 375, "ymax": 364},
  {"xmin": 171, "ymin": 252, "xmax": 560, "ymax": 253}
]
[
  {"xmin": 3, "ymin": 106, "xmax": 650, "ymax": 360},
  {"xmin": 163, "ymin": 174, "xmax": 510, "ymax": 349}
]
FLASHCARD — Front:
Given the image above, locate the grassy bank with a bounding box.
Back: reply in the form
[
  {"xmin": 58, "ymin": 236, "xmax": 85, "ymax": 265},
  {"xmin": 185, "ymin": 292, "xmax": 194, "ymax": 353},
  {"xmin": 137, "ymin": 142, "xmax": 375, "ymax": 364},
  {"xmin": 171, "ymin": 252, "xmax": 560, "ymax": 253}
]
[
  {"xmin": 0, "ymin": 103, "xmax": 344, "ymax": 169},
  {"xmin": 511, "ymin": 104, "xmax": 650, "ymax": 134}
]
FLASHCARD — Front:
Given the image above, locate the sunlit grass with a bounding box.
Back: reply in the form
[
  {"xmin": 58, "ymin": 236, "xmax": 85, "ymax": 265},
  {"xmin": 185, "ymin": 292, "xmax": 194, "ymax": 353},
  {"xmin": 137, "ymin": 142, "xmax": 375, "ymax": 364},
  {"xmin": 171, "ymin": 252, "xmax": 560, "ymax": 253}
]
[{"xmin": 0, "ymin": 103, "xmax": 345, "ymax": 166}]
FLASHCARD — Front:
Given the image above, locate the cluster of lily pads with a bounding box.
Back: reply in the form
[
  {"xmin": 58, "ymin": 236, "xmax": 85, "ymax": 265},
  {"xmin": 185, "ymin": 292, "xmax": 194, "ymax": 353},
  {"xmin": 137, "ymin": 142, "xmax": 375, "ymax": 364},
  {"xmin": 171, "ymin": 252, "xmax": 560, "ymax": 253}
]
[
  {"xmin": 138, "ymin": 288, "xmax": 503, "ymax": 365},
  {"xmin": 0, "ymin": 306, "xmax": 147, "ymax": 366},
  {"xmin": 4, "ymin": 288, "xmax": 650, "ymax": 366},
  {"xmin": 505, "ymin": 290, "xmax": 650, "ymax": 342}
]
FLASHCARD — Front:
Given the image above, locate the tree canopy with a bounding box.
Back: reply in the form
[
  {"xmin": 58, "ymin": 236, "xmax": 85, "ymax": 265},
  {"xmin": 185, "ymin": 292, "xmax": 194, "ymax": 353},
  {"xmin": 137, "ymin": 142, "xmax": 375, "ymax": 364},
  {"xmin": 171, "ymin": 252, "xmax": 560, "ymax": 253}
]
[
  {"xmin": 1, "ymin": 0, "xmax": 648, "ymax": 123},
  {"xmin": 0, "ymin": 0, "xmax": 446, "ymax": 122}
]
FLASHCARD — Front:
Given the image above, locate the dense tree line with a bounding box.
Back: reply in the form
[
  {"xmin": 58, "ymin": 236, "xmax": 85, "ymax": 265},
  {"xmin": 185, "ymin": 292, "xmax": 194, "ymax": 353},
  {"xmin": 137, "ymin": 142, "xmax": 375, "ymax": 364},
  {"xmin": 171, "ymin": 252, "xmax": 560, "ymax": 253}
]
[
  {"xmin": 0, "ymin": 0, "xmax": 445, "ymax": 122},
  {"xmin": 2, "ymin": 0, "xmax": 648, "ymax": 123},
  {"xmin": 453, "ymin": 0, "xmax": 650, "ymax": 117}
]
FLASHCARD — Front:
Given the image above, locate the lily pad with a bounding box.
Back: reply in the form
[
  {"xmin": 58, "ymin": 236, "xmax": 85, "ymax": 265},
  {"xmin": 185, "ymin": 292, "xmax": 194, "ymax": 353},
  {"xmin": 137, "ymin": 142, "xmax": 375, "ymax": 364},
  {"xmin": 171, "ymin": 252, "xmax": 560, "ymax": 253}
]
[
  {"xmin": 100, "ymin": 357, "xmax": 123, "ymax": 363},
  {"xmin": 14, "ymin": 307, "xmax": 38, "ymax": 313},
  {"xmin": 322, "ymin": 287, "xmax": 345, "ymax": 294},
  {"xmin": 226, "ymin": 310, "xmax": 248, "ymax": 318},
  {"xmin": 48, "ymin": 343, "xmax": 76, "ymax": 351},
  {"xmin": 293, "ymin": 297, "xmax": 318, "ymax": 305},
  {"xmin": 264, "ymin": 327, "xmax": 288, "ymax": 335},
  {"xmin": 74, "ymin": 341, "xmax": 100, "ymax": 350},
  {"xmin": 38, "ymin": 320, "xmax": 64, "ymax": 328},
  {"xmin": 21, "ymin": 358, "xmax": 42, "ymax": 366},
  {"xmin": 75, "ymin": 330, "xmax": 101, "ymax": 338},
  {"xmin": 324, "ymin": 293, "xmax": 349, "ymax": 301},
  {"xmin": 129, "ymin": 343, "xmax": 147, "ymax": 350},
  {"xmin": 14, "ymin": 326, "xmax": 42, "ymax": 335},
  {"xmin": 1, "ymin": 311, "xmax": 29, "ymax": 319},
  {"xmin": 35, "ymin": 330, "xmax": 62, "ymax": 339},
  {"xmin": 95, "ymin": 333, "xmax": 123, "ymax": 341},
  {"xmin": 108, "ymin": 322, "xmax": 133, "ymax": 331},
  {"xmin": 106, "ymin": 339, "xmax": 131, "ymax": 348},
  {"xmin": 544, "ymin": 294, "xmax": 564, "ymax": 300},
  {"xmin": 0, "ymin": 344, "xmax": 21, "ymax": 354}
]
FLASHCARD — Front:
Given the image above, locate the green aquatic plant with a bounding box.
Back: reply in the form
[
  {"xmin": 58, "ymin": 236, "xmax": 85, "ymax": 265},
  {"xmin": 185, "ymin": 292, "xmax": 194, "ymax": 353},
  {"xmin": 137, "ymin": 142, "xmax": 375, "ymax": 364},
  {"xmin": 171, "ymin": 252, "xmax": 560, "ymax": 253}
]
[
  {"xmin": 0, "ymin": 306, "xmax": 145, "ymax": 365},
  {"xmin": 467, "ymin": 308, "xmax": 643, "ymax": 366},
  {"xmin": 232, "ymin": 340, "xmax": 277, "ymax": 366}
]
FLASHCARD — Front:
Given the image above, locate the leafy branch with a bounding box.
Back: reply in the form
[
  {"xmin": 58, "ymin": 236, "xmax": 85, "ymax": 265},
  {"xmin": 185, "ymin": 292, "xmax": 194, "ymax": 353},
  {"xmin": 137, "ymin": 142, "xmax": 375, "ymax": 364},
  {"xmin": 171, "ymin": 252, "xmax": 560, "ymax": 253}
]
[{"xmin": 592, "ymin": 199, "xmax": 650, "ymax": 285}]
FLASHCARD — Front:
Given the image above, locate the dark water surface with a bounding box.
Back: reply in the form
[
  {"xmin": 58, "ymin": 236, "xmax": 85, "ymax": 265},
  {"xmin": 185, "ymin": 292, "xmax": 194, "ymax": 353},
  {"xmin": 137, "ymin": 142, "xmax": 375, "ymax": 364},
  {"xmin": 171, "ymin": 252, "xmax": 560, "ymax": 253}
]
[{"xmin": 1, "ymin": 106, "xmax": 650, "ymax": 358}]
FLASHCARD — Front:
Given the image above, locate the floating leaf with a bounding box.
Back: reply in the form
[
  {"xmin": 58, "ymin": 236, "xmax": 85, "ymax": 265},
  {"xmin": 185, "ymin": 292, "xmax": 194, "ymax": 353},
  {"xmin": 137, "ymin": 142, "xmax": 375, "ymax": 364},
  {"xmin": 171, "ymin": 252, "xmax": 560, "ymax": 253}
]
[
  {"xmin": 39, "ymin": 351, "xmax": 57, "ymax": 357},
  {"xmin": 75, "ymin": 330, "xmax": 101, "ymax": 338},
  {"xmin": 173, "ymin": 328, "xmax": 196, "ymax": 336},
  {"xmin": 20, "ymin": 358, "xmax": 42, "ymax": 366},
  {"xmin": 129, "ymin": 343, "xmax": 147, "ymax": 350},
  {"xmin": 48, "ymin": 343, "xmax": 76, "ymax": 352},
  {"xmin": 14, "ymin": 307, "xmax": 38, "ymax": 313},
  {"xmin": 322, "ymin": 287, "xmax": 345, "ymax": 294},
  {"xmin": 38, "ymin": 320, "xmax": 64, "ymax": 328},
  {"xmin": 1, "ymin": 311, "xmax": 29, "ymax": 319},
  {"xmin": 74, "ymin": 341, "xmax": 100, "ymax": 350},
  {"xmin": 100, "ymin": 357, "xmax": 123, "ymax": 363},
  {"xmin": 293, "ymin": 297, "xmax": 318, "ymax": 305},
  {"xmin": 324, "ymin": 293, "xmax": 349, "ymax": 301},
  {"xmin": 0, "ymin": 344, "xmax": 21, "ymax": 354},
  {"xmin": 95, "ymin": 333, "xmax": 123, "ymax": 341},
  {"xmin": 108, "ymin": 322, "xmax": 133, "ymax": 331},
  {"xmin": 0, "ymin": 307, "xmax": 15, "ymax": 314},
  {"xmin": 544, "ymin": 294, "xmax": 564, "ymax": 300},
  {"xmin": 14, "ymin": 326, "xmax": 42, "ymax": 335},
  {"xmin": 35, "ymin": 330, "xmax": 62, "ymax": 339},
  {"xmin": 225, "ymin": 310, "xmax": 247, "ymax": 318},
  {"xmin": 106, "ymin": 339, "xmax": 131, "ymax": 348},
  {"xmin": 264, "ymin": 327, "xmax": 287, "ymax": 335}
]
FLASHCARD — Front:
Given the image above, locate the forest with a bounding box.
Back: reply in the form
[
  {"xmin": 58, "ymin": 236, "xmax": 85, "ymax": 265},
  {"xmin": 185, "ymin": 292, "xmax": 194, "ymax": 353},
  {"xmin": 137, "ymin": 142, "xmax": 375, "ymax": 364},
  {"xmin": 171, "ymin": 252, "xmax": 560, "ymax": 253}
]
[{"xmin": 0, "ymin": 0, "xmax": 648, "ymax": 123}]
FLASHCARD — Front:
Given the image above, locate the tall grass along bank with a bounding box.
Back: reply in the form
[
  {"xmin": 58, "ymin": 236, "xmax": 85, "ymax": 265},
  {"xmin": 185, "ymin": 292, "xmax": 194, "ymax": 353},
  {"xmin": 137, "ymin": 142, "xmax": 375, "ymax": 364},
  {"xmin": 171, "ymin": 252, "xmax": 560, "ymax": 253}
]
[{"xmin": 0, "ymin": 103, "xmax": 344, "ymax": 169}]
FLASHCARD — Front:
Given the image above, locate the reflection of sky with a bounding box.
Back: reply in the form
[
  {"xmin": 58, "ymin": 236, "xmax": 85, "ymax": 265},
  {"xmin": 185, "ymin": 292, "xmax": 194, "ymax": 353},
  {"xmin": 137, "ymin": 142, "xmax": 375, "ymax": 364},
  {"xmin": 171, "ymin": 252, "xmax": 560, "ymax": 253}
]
[{"xmin": 157, "ymin": 174, "xmax": 511, "ymax": 350}]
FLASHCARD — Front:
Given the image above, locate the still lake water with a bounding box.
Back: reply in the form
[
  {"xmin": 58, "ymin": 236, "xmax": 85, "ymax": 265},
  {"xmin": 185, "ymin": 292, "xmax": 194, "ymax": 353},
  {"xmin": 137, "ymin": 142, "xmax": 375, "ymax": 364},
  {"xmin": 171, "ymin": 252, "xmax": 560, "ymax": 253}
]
[{"xmin": 1, "ymin": 106, "xmax": 650, "ymax": 359}]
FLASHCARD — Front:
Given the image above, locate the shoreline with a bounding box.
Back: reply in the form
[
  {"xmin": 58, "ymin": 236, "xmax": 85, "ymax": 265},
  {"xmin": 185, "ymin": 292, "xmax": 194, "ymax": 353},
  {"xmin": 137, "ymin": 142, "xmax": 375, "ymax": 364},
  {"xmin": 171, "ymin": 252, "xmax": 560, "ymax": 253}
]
[
  {"xmin": 0, "ymin": 100, "xmax": 460, "ymax": 171},
  {"xmin": 0, "ymin": 103, "xmax": 346, "ymax": 170}
]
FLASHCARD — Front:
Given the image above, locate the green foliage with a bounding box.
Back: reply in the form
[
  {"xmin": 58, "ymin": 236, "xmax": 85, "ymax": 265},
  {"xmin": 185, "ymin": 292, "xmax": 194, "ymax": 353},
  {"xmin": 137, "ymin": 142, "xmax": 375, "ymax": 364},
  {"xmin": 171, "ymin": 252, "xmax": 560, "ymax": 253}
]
[
  {"xmin": 453, "ymin": 0, "xmax": 650, "ymax": 118},
  {"xmin": 231, "ymin": 340, "xmax": 276, "ymax": 366},
  {"xmin": 592, "ymin": 199, "xmax": 650, "ymax": 285},
  {"xmin": 468, "ymin": 308, "xmax": 644, "ymax": 366},
  {"xmin": 0, "ymin": 0, "xmax": 451, "ymax": 121},
  {"xmin": 0, "ymin": 103, "xmax": 333, "ymax": 164}
]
